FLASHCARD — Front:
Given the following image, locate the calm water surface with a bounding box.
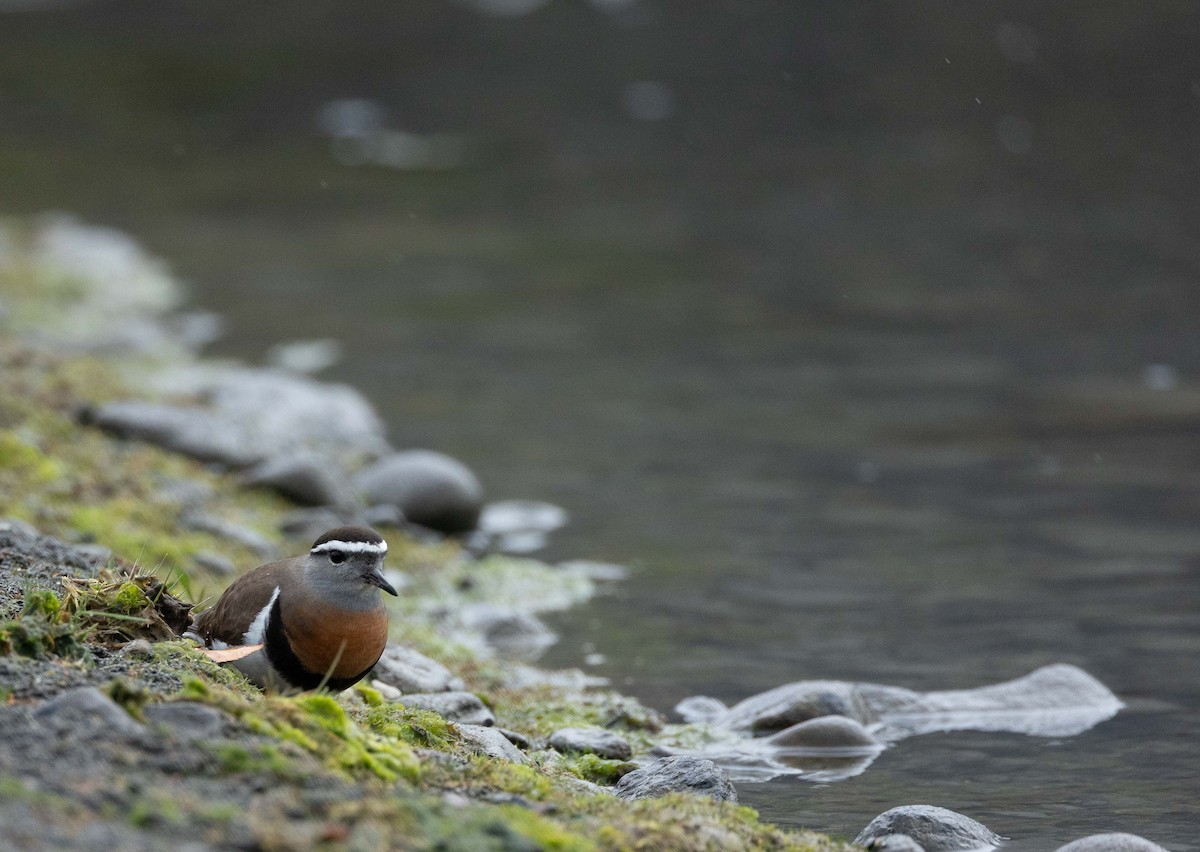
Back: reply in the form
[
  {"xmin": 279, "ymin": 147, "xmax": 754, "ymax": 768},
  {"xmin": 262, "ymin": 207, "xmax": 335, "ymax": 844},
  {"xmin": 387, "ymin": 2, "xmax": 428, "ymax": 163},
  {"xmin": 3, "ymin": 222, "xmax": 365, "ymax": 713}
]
[{"xmin": 3, "ymin": 3, "xmax": 1199, "ymax": 846}]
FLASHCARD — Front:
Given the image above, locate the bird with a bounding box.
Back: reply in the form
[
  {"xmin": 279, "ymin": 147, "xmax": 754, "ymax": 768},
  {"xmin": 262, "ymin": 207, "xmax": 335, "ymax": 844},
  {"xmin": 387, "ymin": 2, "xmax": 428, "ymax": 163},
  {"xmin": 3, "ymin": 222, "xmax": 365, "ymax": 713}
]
[{"xmin": 185, "ymin": 525, "xmax": 398, "ymax": 693}]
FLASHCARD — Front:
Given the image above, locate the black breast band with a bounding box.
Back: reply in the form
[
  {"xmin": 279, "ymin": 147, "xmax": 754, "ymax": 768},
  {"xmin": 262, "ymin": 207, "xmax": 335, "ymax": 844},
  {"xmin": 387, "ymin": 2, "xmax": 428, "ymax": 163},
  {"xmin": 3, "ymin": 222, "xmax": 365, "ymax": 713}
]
[{"xmin": 264, "ymin": 595, "xmax": 378, "ymax": 692}]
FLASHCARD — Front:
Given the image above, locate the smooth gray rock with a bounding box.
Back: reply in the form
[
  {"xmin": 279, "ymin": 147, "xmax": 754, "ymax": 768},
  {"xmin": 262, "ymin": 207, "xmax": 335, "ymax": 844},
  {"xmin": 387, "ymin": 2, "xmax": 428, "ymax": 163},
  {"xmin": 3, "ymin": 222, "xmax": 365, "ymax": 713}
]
[
  {"xmin": 354, "ymin": 450, "xmax": 483, "ymax": 534},
  {"xmin": 121, "ymin": 639, "xmax": 154, "ymax": 660},
  {"xmin": 615, "ymin": 756, "xmax": 737, "ymax": 803},
  {"xmin": 854, "ymin": 805, "xmax": 1002, "ymax": 852},
  {"xmin": 765, "ymin": 715, "xmax": 882, "ymax": 750},
  {"xmin": 0, "ymin": 517, "xmax": 39, "ymax": 543},
  {"xmin": 478, "ymin": 500, "xmax": 567, "ymax": 535},
  {"xmin": 400, "ymin": 692, "xmax": 494, "ymax": 726},
  {"xmin": 1056, "ymin": 833, "xmax": 1169, "ymax": 852},
  {"xmin": 241, "ymin": 452, "xmax": 352, "ymax": 507},
  {"xmin": 33, "ymin": 687, "xmax": 145, "ymax": 737},
  {"xmin": 674, "ymin": 695, "xmax": 730, "ymax": 724},
  {"xmin": 725, "ymin": 664, "xmax": 1122, "ymax": 741},
  {"xmin": 72, "ymin": 542, "xmax": 113, "ymax": 567},
  {"xmin": 278, "ymin": 506, "xmax": 347, "ymax": 539},
  {"xmin": 865, "ymin": 834, "xmax": 925, "ymax": 851},
  {"xmin": 144, "ymin": 702, "xmax": 235, "ymax": 741},
  {"xmin": 193, "ymin": 550, "xmax": 235, "ymax": 576},
  {"xmin": 87, "ymin": 401, "xmax": 265, "ymax": 467},
  {"xmin": 372, "ymin": 645, "xmax": 464, "ymax": 694},
  {"xmin": 458, "ymin": 723, "xmax": 526, "ymax": 763},
  {"xmin": 496, "ymin": 728, "xmax": 531, "ymax": 750},
  {"xmin": 549, "ymin": 727, "xmax": 633, "ymax": 760},
  {"xmin": 179, "ymin": 509, "xmax": 277, "ymax": 558},
  {"xmin": 460, "ymin": 603, "xmax": 556, "ymax": 659},
  {"xmin": 361, "ymin": 503, "xmax": 405, "ymax": 528}
]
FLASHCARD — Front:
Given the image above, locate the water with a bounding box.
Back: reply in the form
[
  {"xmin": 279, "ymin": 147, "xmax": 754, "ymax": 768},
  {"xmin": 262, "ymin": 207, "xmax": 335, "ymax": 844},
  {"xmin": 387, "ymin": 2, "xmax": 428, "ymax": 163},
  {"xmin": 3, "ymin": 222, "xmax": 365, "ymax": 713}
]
[{"xmin": 3, "ymin": 3, "xmax": 1199, "ymax": 846}]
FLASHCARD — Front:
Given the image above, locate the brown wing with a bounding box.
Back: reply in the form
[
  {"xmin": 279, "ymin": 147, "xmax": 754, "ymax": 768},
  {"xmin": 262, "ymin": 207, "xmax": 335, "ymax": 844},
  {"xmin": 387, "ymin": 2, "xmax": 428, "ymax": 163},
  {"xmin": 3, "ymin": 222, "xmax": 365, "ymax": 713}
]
[{"xmin": 192, "ymin": 558, "xmax": 298, "ymax": 647}]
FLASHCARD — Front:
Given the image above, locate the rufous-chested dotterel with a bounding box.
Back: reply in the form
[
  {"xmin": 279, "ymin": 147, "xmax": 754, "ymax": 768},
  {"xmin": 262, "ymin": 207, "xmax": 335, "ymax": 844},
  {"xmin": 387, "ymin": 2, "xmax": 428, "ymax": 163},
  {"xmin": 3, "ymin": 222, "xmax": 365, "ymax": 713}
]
[{"xmin": 186, "ymin": 525, "xmax": 397, "ymax": 692}]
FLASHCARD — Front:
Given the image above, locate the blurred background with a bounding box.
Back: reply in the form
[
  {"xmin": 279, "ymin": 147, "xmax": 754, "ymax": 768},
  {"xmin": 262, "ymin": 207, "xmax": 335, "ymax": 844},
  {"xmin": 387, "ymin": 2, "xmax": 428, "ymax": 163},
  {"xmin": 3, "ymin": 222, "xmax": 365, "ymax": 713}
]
[{"xmin": 2, "ymin": 1, "xmax": 1199, "ymax": 846}]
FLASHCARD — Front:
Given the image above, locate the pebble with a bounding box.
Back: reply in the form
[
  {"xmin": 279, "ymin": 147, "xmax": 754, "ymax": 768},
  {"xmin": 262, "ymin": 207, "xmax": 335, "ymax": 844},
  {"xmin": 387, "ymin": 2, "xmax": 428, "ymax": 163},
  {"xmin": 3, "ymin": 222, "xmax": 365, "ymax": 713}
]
[
  {"xmin": 458, "ymin": 724, "xmax": 527, "ymax": 763},
  {"xmin": 121, "ymin": 639, "xmax": 154, "ymax": 660},
  {"xmin": 70, "ymin": 542, "xmax": 112, "ymax": 567},
  {"xmin": 0, "ymin": 517, "xmax": 39, "ymax": 543},
  {"xmin": 178, "ymin": 509, "xmax": 277, "ymax": 559},
  {"xmin": 33, "ymin": 687, "xmax": 145, "ymax": 737},
  {"xmin": 399, "ymin": 692, "xmax": 494, "ymax": 727},
  {"xmin": 614, "ymin": 756, "xmax": 737, "ymax": 803},
  {"xmin": 478, "ymin": 500, "xmax": 568, "ymax": 535},
  {"xmin": 278, "ymin": 507, "xmax": 347, "ymax": 540},
  {"xmin": 460, "ymin": 603, "xmax": 556, "ymax": 659},
  {"xmin": 558, "ymin": 560, "xmax": 630, "ymax": 582},
  {"xmin": 548, "ymin": 727, "xmax": 633, "ymax": 760},
  {"xmin": 854, "ymin": 805, "xmax": 1002, "ymax": 852},
  {"xmin": 371, "ymin": 645, "xmax": 464, "ymax": 694},
  {"xmin": 674, "ymin": 695, "xmax": 729, "ymax": 725},
  {"xmin": 192, "ymin": 550, "xmax": 235, "ymax": 576},
  {"xmin": 353, "ymin": 450, "xmax": 483, "ymax": 534},
  {"xmin": 1056, "ymin": 834, "xmax": 1169, "ymax": 852}
]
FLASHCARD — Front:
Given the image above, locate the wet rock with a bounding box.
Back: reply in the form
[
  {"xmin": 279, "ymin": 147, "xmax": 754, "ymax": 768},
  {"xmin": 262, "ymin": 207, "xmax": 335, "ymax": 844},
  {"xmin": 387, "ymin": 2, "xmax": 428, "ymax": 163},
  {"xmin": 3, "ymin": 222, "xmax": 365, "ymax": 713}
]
[
  {"xmin": 675, "ymin": 695, "xmax": 729, "ymax": 724},
  {"xmin": 548, "ymin": 727, "xmax": 633, "ymax": 760},
  {"xmin": 865, "ymin": 834, "xmax": 925, "ymax": 851},
  {"xmin": 179, "ymin": 509, "xmax": 277, "ymax": 559},
  {"xmin": 558, "ymin": 559, "xmax": 630, "ymax": 582},
  {"xmin": 1056, "ymin": 834, "xmax": 1169, "ymax": 852},
  {"xmin": 854, "ymin": 805, "xmax": 1002, "ymax": 852},
  {"xmin": 241, "ymin": 452, "xmax": 353, "ymax": 508},
  {"xmin": 479, "ymin": 500, "xmax": 567, "ymax": 551},
  {"xmin": 614, "ymin": 756, "xmax": 737, "ymax": 803},
  {"xmin": 33, "ymin": 686, "xmax": 145, "ymax": 737},
  {"xmin": 460, "ymin": 603, "xmax": 556, "ymax": 659},
  {"xmin": 458, "ymin": 723, "xmax": 526, "ymax": 763},
  {"xmin": 354, "ymin": 450, "xmax": 483, "ymax": 534},
  {"xmin": 371, "ymin": 645, "xmax": 464, "ymax": 694},
  {"xmin": 765, "ymin": 715, "xmax": 881, "ymax": 750},
  {"xmin": 399, "ymin": 692, "xmax": 494, "ymax": 726},
  {"xmin": 193, "ymin": 550, "xmax": 235, "ymax": 576},
  {"xmin": 266, "ymin": 338, "xmax": 342, "ymax": 374},
  {"xmin": 144, "ymin": 701, "xmax": 235, "ymax": 741}
]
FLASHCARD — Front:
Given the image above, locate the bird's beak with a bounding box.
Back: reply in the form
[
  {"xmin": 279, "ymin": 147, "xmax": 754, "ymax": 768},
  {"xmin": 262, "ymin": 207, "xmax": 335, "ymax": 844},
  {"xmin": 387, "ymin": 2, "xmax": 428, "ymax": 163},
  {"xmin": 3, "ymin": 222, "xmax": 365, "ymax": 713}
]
[{"xmin": 365, "ymin": 566, "xmax": 398, "ymax": 596}]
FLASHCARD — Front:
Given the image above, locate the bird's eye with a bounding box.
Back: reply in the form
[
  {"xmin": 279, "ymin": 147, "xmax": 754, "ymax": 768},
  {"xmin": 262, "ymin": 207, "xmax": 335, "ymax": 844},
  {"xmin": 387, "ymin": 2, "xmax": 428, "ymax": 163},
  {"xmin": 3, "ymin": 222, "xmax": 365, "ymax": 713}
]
[{"xmin": 328, "ymin": 550, "xmax": 347, "ymax": 564}]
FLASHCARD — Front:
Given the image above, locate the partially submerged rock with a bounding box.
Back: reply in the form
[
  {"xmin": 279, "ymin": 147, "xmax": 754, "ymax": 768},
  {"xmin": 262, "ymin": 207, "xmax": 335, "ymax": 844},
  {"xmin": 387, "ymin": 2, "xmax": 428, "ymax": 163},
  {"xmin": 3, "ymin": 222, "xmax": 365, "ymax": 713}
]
[
  {"xmin": 614, "ymin": 756, "xmax": 738, "ymax": 803},
  {"xmin": 1056, "ymin": 833, "xmax": 1169, "ymax": 852},
  {"xmin": 854, "ymin": 805, "xmax": 1002, "ymax": 852},
  {"xmin": 764, "ymin": 715, "xmax": 881, "ymax": 751}
]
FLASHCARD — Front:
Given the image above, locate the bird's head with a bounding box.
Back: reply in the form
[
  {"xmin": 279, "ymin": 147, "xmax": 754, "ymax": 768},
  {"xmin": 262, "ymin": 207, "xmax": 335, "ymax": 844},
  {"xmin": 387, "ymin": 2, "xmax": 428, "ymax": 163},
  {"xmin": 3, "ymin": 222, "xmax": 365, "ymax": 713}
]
[{"xmin": 305, "ymin": 525, "xmax": 397, "ymax": 600}]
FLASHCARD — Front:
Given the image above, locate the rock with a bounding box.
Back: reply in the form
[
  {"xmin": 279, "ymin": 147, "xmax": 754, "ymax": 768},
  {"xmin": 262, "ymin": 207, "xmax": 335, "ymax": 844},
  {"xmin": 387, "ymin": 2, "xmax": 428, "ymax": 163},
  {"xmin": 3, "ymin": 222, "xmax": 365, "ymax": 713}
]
[
  {"xmin": 266, "ymin": 338, "xmax": 342, "ymax": 374},
  {"xmin": 241, "ymin": 452, "xmax": 353, "ymax": 508},
  {"xmin": 558, "ymin": 560, "xmax": 630, "ymax": 582},
  {"xmin": 865, "ymin": 834, "xmax": 926, "ymax": 851},
  {"xmin": 354, "ymin": 450, "xmax": 483, "ymax": 534},
  {"xmin": 179, "ymin": 509, "xmax": 277, "ymax": 558},
  {"xmin": 86, "ymin": 401, "xmax": 265, "ymax": 467},
  {"xmin": 496, "ymin": 728, "xmax": 531, "ymax": 750},
  {"xmin": 0, "ymin": 517, "xmax": 39, "ymax": 543},
  {"xmin": 674, "ymin": 695, "xmax": 729, "ymax": 725},
  {"xmin": 478, "ymin": 500, "xmax": 567, "ymax": 536},
  {"xmin": 725, "ymin": 664, "xmax": 1123, "ymax": 740},
  {"xmin": 361, "ymin": 503, "xmax": 405, "ymax": 528},
  {"xmin": 458, "ymin": 724, "xmax": 526, "ymax": 762},
  {"xmin": 765, "ymin": 715, "xmax": 882, "ymax": 750},
  {"xmin": 71, "ymin": 542, "xmax": 112, "ymax": 567},
  {"xmin": 278, "ymin": 506, "xmax": 347, "ymax": 539},
  {"xmin": 854, "ymin": 805, "xmax": 1002, "ymax": 852},
  {"xmin": 460, "ymin": 603, "xmax": 556, "ymax": 659},
  {"xmin": 33, "ymin": 687, "xmax": 145, "ymax": 737},
  {"xmin": 193, "ymin": 550, "xmax": 235, "ymax": 576},
  {"xmin": 144, "ymin": 702, "xmax": 235, "ymax": 741},
  {"xmin": 370, "ymin": 680, "xmax": 403, "ymax": 701},
  {"xmin": 121, "ymin": 639, "xmax": 154, "ymax": 660},
  {"xmin": 1056, "ymin": 834, "xmax": 1169, "ymax": 852},
  {"xmin": 400, "ymin": 692, "xmax": 494, "ymax": 726},
  {"xmin": 614, "ymin": 756, "xmax": 737, "ymax": 803},
  {"xmin": 371, "ymin": 645, "xmax": 464, "ymax": 694},
  {"xmin": 548, "ymin": 727, "xmax": 633, "ymax": 760}
]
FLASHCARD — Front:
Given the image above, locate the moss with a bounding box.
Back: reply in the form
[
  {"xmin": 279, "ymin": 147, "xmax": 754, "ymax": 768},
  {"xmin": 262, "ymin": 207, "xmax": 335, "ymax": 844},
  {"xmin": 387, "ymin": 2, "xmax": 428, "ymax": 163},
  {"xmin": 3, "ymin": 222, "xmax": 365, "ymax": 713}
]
[
  {"xmin": 105, "ymin": 677, "xmax": 152, "ymax": 722},
  {"xmin": 489, "ymin": 805, "xmax": 594, "ymax": 852},
  {"xmin": 564, "ymin": 754, "xmax": 636, "ymax": 786},
  {"xmin": 0, "ymin": 589, "xmax": 86, "ymax": 659},
  {"xmin": 210, "ymin": 742, "xmax": 295, "ymax": 777},
  {"xmin": 362, "ymin": 702, "xmax": 458, "ymax": 750}
]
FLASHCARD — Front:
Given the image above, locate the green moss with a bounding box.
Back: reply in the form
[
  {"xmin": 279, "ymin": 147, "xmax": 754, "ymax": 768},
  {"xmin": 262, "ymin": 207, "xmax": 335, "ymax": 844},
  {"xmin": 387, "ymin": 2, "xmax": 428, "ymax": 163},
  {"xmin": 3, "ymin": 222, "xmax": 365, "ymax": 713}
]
[
  {"xmin": 0, "ymin": 431, "xmax": 63, "ymax": 484},
  {"xmin": 211, "ymin": 742, "xmax": 295, "ymax": 777},
  {"xmin": 105, "ymin": 677, "xmax": 151, "ymax": 722},
  {"xmin": 564, "ymin": 753, "xmax": 636, "ymax": 786},
  {"xmin": 363, "ymin": 702, "xmax": 458, "ymax": 750},
  {"xmin": 296, "ymin": 693, "xmax": 353, "ymax": 738},
  {"xmin": 490, "ymin": 805, "xmax": 594, "ymax": 852},
  {"xmin": 0, "ymin": 589, "xmax": 86, "ymax": 659}
]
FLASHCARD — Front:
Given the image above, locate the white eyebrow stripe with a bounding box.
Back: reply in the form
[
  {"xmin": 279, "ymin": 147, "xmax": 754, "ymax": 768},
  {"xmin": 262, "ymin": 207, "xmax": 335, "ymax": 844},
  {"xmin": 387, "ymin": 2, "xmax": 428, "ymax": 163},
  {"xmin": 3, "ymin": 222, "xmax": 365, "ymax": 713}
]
[{"xmin": 310, "ymin": 540, "xmax": 388, "ymax": 555}]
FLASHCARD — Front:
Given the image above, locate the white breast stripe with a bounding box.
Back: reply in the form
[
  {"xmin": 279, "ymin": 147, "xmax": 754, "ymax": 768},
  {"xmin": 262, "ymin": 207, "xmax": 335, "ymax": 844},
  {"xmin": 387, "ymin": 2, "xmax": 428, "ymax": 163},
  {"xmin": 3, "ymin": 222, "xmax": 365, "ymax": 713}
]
[
  {"xmin": 310, "ymin": 540, "xmax": 388, "ymax": 555},
  {"xmin": 243, "ymin": 587, "xmax": 281, "ymax": 646}
]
